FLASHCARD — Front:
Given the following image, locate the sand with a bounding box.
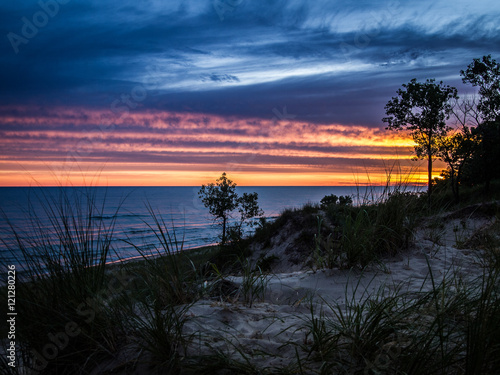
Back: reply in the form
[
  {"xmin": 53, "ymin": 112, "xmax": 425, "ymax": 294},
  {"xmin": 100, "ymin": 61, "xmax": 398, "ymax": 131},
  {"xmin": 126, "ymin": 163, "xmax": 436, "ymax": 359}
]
[
  {"xmin": 88, "ymin": 203, "xmax": 497, "ymax": 374},
  {"xmin": 170, "ymin": 205, "xmax": 495, "ymax": 371}
]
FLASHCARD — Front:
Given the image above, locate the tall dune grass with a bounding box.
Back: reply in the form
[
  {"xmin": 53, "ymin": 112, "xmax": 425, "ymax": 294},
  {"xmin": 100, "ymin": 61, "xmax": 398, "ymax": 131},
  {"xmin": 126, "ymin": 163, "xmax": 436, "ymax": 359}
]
[
  {"xmin": 313, "ymin": 164, "xmax": 424, "ymax": 269},
  {"xmin": 123, "ymin": 202, "xmax": 202, "ymax": 305},
  {"xmin": 0, "ymin": 186, "xmax": 126, "ymax": 374},
  {"xmin": 295, "ymin": 259, "xmax": 500, "ymax": 374},
  {"xmin": 0, "ymin": 186, "xmax": 214, "ymax": 374},
  {"xmin": 116, "ymin": 202, "xmax": 208, "ymax": 371}
]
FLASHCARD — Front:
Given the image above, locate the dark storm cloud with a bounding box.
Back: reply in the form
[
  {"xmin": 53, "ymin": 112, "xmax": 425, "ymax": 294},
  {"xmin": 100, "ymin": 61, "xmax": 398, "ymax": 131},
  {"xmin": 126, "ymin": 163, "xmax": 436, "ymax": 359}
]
[{"xmin": 1, "ymin": 0, "xmax": 500, "ymax": 126}]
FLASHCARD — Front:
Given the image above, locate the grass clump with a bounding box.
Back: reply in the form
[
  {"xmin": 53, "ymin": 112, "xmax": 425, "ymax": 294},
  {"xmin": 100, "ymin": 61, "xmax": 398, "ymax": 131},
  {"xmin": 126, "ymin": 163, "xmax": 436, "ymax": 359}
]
[
  {"xmin": 300, "ymin": 278, "xmax": 415, "ymax": 373},
  {"xmin": 238, "ymin": 258, "xmax": 269, "ymax": 307},
  {"xmin": 123, "ymin": 202, "xmax": 205, "ymax": 305},
  {"xmin": 0, "ymin": 187, "xmax": 125, "ymax": 374},
  {"xmin": 310, "ymin": 185, "xmax": 420, "ymax": 269},
  {"xmin": 0, "ymin": 190, "xmax": 207, "ymax": 374},
  {"xmin": 299, "ymin": 262, "xmax": 500, "ymax": 374},
  {"xmin": 116, "ymin": 203, "xmax": 210, "ymax": 371},
  {"xmin": 339, "ymin": 190, "xmax": 418, "ymax": 267}
]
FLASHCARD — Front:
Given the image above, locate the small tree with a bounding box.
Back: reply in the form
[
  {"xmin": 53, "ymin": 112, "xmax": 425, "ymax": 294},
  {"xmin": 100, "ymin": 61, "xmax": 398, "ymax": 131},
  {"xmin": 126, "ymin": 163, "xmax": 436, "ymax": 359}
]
[
  {"xmin": 383, "ymin": 78, "xmax": 458, "ymax": 201},
  {"xmin": 236, "ymin": 192, "xmax": 263, "ymax": 230},
  {"xmin": 198, "ymin": 173, "xmax": 263, "ymax": 245},
  {"xmin": 436, "ymin": 126, "xmax": 476, "ymax": 203}
]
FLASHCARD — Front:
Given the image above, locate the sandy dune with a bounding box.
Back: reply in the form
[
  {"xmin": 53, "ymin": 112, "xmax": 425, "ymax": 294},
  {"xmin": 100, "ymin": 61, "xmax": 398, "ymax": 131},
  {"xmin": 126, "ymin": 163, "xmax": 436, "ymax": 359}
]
[{"xmin": 175, "ymin": 205, "xmax": 495, "ymax": 371}]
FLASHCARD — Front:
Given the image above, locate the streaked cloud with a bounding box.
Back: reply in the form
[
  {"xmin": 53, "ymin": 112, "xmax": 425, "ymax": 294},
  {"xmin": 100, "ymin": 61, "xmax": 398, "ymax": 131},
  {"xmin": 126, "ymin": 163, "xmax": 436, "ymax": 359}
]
[{"xmin": 0, "ymin": 0, "xmax": 498, "ymax": 185}]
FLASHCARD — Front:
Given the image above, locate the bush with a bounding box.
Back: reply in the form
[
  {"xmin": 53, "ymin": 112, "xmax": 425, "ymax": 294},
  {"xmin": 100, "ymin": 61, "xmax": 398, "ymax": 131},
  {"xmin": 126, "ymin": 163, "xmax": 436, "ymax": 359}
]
[{"xmin": 320, "ymin": 194, "xmax": 353, "ymax": 208}]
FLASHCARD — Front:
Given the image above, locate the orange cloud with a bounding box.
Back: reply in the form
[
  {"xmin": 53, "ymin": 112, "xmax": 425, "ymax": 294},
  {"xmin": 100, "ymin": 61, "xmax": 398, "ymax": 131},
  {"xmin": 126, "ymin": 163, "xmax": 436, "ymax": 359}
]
[{"xmin": 0, "ymin": 105, "xmax": 442, "ymax": 186}]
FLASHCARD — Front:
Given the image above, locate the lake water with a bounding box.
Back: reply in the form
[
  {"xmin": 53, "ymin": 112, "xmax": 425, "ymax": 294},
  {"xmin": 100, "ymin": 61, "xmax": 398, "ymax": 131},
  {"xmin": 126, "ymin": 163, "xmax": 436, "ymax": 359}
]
[{"xmin": 0, "ymin": 186, "xmax": 382, "ymax": 266}]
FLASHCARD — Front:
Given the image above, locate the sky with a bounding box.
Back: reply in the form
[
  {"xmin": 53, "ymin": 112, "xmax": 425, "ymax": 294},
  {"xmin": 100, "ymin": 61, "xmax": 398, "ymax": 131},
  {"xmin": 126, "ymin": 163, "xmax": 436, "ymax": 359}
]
[{"xmin": 1, "ymin": 0, "xmax": 499, "ymax": 186}]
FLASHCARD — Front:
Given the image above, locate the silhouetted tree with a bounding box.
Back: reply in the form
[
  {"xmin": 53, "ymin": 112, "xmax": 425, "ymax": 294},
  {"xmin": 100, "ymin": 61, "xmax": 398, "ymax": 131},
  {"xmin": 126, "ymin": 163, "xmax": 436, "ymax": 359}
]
[
  {"xmin": 236, "ymin": 193, "xmax": 262, "ymax": 225},
  {"xmin": 436, "ymin": 126, "xmax": 476, "ymax": 203},
  {"xmin": 198, "ymin": 173, "xmax": 263, "ymax": 245},
  {"xmin": 383, "ymin": 78, "xmax": 458, "ymax": 201},
  {"xmin": 461, "ymin": 55, "xmax": 500, "ymax": 122},
  {"xmin": 467, "ymin": 121, "xmax": 500, "ymax": 193},
  {"xmin": 460, "ymin": 56, "xmax": 500, "ymax": 193},
  {"xmin": 450, "ymin": 95, "xmax": 482, "ymax": 128}
]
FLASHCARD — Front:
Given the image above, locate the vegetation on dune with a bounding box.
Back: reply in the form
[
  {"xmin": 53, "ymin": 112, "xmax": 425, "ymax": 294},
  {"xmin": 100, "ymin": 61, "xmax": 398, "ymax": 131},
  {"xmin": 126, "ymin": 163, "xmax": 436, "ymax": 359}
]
[{"xmin": 299, "ymin": 265, "xmax": 500, "ymax": 375}]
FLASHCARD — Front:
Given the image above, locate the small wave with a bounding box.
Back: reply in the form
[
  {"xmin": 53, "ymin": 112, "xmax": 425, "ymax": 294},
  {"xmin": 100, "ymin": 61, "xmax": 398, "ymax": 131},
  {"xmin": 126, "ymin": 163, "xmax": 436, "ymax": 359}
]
[
  {"xmin": 121, "ymin": 213, "xmax": 148, "ymax": 218},
  {"xmin": 125, "ymin": 229, "xmax": 150, "ymax": 234},
  {"xmin": 91, "ymin": 215, "xmax": 117, "ymax": 220},
  {"xmin": 92, "ymin": 213, "xmax": 149, "ymax": 220}
]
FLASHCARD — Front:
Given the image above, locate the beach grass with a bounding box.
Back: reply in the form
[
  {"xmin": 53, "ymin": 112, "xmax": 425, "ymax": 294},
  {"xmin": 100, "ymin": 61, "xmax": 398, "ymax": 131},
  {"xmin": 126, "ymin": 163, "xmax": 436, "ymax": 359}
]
[
  {"xmin": 0, "ymin": 186, "xmax": 126, "ymax": 374},
  {"xmin": 297, "ymin": 264, "xmax": 500, "ymax": 374}
]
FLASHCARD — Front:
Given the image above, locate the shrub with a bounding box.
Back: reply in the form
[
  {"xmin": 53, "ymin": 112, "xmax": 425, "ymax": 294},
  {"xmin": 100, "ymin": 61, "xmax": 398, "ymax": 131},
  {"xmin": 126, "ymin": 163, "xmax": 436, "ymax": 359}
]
[{"xmin": 320, "ymin": 194, "xmax": 353, "ymax": 208}]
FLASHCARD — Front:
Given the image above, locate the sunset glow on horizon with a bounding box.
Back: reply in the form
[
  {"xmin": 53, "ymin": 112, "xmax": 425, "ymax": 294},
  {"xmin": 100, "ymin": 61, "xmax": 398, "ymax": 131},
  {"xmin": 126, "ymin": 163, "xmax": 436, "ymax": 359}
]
[
  {"xmin": 1, "ymin": 1, "xmax": 498, "ymax": 187},
  {"xmin": 0, "ymin": 166, "xmax": 435, "ymax": 188},
  {"xmin": 0, "ymin": 105, "xmax": 440, "ymax": 187}
]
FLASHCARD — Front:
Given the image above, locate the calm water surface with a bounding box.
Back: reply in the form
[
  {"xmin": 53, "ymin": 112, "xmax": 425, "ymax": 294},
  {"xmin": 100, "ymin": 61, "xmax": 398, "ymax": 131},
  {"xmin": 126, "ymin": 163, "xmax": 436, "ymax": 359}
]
[{"xmin": 0, "ymin": 186, "xmax": 374, "ymax": 266}]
